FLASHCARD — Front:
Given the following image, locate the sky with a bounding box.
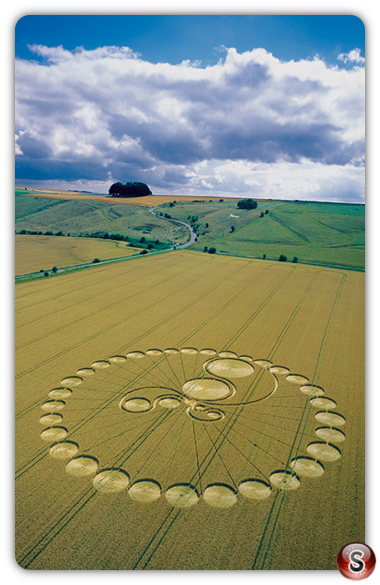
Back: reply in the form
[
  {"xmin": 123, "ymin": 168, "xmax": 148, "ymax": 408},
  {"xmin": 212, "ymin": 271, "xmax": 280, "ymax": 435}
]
[{"xmin": 15, "ymin": 14, "xmax": 365, "ymax": 202}]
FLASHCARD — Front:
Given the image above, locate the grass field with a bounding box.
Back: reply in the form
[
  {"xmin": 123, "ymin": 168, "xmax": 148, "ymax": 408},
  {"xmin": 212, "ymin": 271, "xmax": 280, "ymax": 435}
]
[
  {"xmin": 16, "ymin": 190, "xmax": 364, "ymax": 270},
  {"xmin": 15, "ymin": 235, "xmax": 141, "ymax": 275},
  {"xmin": 162, "ymin": 199, "xmax": 365, "ymax": 270},
  {"xmin": 15, "ymin": 249, "xmax": 364, "ymax": 570},
  {"xmin": 15, "ymin": 193, "xmax": 189, "ymax": 246}
]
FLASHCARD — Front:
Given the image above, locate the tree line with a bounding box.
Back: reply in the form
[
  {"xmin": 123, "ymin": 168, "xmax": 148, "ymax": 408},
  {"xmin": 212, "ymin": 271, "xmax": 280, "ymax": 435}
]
[{"xmin": 16, "ymin": 229, "xmax": 170, "ymax": 251}]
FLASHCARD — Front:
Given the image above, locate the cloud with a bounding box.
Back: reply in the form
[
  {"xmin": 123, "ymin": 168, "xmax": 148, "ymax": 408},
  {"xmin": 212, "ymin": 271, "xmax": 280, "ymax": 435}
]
[
  {"xmin": 181, "ymin": 158, "xmax": 365, "ymax": 203},
  {"xmin": 15, "ymin": 45, "xmax": 365, "ymax": 202},
  {"xmin": 338, "ymin": 48, "xmax": 365, "ymax": 65}
]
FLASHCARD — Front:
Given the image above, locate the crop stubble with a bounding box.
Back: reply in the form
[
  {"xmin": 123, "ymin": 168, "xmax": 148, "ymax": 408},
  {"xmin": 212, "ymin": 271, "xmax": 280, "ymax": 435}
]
[{"xmin": 15, "ymin": 250, "xmax": 364, "ymax": 570}]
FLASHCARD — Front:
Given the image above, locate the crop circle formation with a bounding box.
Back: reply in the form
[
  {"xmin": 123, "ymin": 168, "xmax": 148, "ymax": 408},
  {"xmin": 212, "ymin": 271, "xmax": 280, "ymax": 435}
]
[{"xmin": 39, "ymin": 347, "xmax": 346, "ymax": 508}]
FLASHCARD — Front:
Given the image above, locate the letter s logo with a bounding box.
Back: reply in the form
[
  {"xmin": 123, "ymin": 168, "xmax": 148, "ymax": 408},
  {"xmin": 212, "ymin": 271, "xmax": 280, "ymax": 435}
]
[{"xmin": 349, "ymin": 550, "xmax": 365, "ymax": 573}]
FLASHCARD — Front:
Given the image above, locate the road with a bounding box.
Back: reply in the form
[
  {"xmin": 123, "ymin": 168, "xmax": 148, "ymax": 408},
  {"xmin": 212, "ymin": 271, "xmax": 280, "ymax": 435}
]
[
  {"xmin": 15, "ymin": 205, "xmax": 196, "ymax": 281},
  {"xmin": 148, "ymin": 206, "xmax": 197, "ymax": 248}
]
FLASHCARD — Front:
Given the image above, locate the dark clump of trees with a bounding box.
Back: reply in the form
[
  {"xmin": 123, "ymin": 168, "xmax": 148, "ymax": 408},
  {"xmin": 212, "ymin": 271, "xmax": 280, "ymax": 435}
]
[
  {"xmin": 109, "ymin": 182, "xmax": 152, "ymax": 198},
  {"xmin": 208, "ymin": 247, "xmax": 216, "ymax": 254},
  {"xmin": 278, "ymin": 255, "xmax": 298, "ymax": 263},
  {"xmin": 237, "ymin": 199, "xmax": 257, "ymax": 210}
]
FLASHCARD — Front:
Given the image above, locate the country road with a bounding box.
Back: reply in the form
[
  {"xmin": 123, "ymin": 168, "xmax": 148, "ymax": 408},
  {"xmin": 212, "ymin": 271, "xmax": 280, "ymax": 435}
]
[
  {"xmin": 148, "ymin": 206, "xmax": 197, "ymax": 248},
  {"xmin": 15, "ymin": 204, "xmax": 196, "ymax": 281}
]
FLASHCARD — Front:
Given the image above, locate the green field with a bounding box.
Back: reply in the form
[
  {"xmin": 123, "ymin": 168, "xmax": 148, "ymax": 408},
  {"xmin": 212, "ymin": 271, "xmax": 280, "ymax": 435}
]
[
  {"xmin": 161, "ymin": 199, "xmax": 365, "ymax": 270},
  {"xmin": 16, "ymin": 192, "xmax": 365, "ymax": 270},
  {"xmin": 15, "ymin": 192, "xmax": 189, "ymax": 247}
]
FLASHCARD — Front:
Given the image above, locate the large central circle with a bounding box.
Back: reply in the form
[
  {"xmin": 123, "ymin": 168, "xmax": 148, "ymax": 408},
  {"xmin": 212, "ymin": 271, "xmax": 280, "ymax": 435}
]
[{"xmin": 182, "ymin": 378, "xmax": 232, "ymax": 400}]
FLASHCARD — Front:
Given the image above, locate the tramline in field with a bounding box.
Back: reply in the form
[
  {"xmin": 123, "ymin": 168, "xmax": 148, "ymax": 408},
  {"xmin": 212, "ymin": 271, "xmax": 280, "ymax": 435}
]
[
  {"xmin": 15, "ymin": 250, "xmax": 364, "ymax": 570},
  {"xmin": 39, "ymin": 347, "xmax": 344, "ymax": 506}
]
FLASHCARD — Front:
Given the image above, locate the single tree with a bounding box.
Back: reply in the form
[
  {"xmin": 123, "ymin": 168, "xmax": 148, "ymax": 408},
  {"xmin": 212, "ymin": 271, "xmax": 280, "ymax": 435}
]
[
  {"xmin": 263, "ymin": 254, "xmax": 266, "ymax": 259},
  {"xmin": 292, "ymin": 256, "xmax": 298, "ymax": 263},
  {"xmin": 52, "ymin": 266, "xmax": 58, "ymax": 273},
  {"xmin": 279, "ymin": 254, "xmax": 287, "ymax": 262},
  {"xmin": 208, "ymin": 247, "xmax": 216, "ymax": 254}
]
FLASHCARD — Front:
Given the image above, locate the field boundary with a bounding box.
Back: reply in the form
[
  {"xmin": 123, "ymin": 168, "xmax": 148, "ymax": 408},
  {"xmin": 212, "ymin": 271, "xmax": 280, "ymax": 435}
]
[
  {"xmin": 15, "ymin": 209, "xmax": 198, "ymax": 281},
  {"xmin": 14, "ymin": 247, "xmax": 173, "ymax": 281},
  {"xmin": 206, "ymin": 249, "xmax": 365, "ymax": 272}
]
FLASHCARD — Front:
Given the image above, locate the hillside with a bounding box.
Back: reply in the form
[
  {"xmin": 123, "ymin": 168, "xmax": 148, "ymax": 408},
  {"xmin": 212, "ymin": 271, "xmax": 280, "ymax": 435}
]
[
  {"xmin": 15, "ymin": 190, "xmax": 364, "ymax": 271},
  {"xmin": 15, "ymin": 192, "xmax": 189, "ymax": 248},
  {"xmin": 161, "ymin": 199, "xmax": 365, "ymax": 270}
]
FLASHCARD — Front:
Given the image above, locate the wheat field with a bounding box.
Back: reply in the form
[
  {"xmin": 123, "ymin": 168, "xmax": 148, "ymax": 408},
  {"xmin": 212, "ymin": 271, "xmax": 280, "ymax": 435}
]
[
  {"xmin": 19, "ymin": 188, "xmax": 229, "ymax": 207},
  {"xmin": 15, "ymin": 250, "xmax": 364, "ymax": 570},
  {"xmin": 15, "ymin": 234, "xmax": 141, "ymax": 275}
]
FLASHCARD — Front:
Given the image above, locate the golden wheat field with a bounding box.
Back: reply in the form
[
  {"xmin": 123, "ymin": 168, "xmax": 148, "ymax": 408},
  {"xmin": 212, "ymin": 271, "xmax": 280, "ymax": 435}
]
[
  {"xmin": 15, "ymin": 234, "xmax": 141, "ymax": 275},
  {"xmin": 20, "ymin": 188, "xmax": 232, "ymax": 207},
  {"xmin": 15, "ymin": 250, "xmax": 364, "ymax": 570}
]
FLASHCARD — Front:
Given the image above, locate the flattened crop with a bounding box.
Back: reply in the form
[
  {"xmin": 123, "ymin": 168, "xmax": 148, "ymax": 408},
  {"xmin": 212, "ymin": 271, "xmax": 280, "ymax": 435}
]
[{"xmin": 15, "ymin": 251, "xmax": 364, "ymax": 570}]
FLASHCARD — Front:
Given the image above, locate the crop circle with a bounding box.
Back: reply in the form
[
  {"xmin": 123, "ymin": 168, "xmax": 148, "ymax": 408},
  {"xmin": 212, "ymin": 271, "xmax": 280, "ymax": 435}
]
[
  {"xmin": 40, "ymin": 347, "xmax": 345, "ymax": 507},
  {"xmin": 270, "ymin": 472, "xmax": 301, "ymax": 490},
  {"xmin": 239, "ymin": 480, "xmax": 272, "ymax": 500},
  {"xmin": 120, "ymin": 397, "xmax": 152, "ymax": 412},
  {"xmin": 165, "ymin": 484, "xmax": 199, "ymax": 507},
  {"xmin": 290, "ymin": 457, "xmax": 325, "ymax": 477},
  {"xmin": 40, "ymin": 426, "xmax": 68, "ymax": 442},
  {"xmin": 66, "ymin": 456, "xmax": 99, "ymax": 477},
  {"xmin": 203, "ymin": 484, "xmax": 237, "ymax": 508},
  {"xmin": 129, "ymin": 480, "xmax": 162, "ymax": 502},
  {"xmin": 93, "ymin": 469, "xmax": 130, "ymax": 493},
  {"xmin": 205, "ymin": 358, "xmax": 254, "ymax": 378},
  {"xmin": 307, "ymin": 443, "xmax": 341, "ymax": 462},
  {"xmin": 182, "ymin": 378, "xmax": 232, "ymax": 400},
  {"xmin": 49, "ymin": 442, "xmax": 78, "ymax": 459}
]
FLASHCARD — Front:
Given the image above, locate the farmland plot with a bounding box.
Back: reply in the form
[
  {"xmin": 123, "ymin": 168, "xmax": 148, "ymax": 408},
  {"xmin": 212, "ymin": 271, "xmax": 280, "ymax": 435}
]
[
  {"xmin": 15, "ymin": 235, "xmax": 140, "ymax": 275},
  {"xmin": 15, "ymin": 250, "xmax": 364, "ymax": 570}
]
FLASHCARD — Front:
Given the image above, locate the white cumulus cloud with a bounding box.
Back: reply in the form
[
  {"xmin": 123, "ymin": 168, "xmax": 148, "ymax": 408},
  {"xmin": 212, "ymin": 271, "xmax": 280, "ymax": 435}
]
[
  {"xmin": 15, "ymin": 44, "xmax": 365, "ymax": 202},
  {"xmin": 338, "ymin": 48, "xmax": 365, "ymax": 65}
]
